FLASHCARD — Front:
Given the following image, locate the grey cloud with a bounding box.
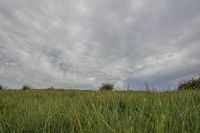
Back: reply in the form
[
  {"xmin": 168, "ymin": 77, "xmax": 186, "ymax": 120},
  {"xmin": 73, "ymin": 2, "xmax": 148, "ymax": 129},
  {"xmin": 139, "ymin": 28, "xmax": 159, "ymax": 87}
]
[{"xmin": 0, "ymin": 0, "xmax": 200, "ymax": 89}]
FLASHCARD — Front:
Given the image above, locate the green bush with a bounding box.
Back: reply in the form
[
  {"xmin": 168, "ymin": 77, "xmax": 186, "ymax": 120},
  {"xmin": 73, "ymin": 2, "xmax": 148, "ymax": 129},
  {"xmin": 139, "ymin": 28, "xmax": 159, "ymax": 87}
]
[
  {"xmin": 177, "ymin": 76, "xmax": 200, "ymax": 91},
  {"xmin": 47, "ymin": 86, "xmax": 55, "ymax": 90},
  {"xmin": 0, "ymin": 84, "xmax": 6, "ymax": 90},
  {"xmin": 22, "ymin": 85, "xmax": 32, "ymax": 90},
  {"xmin": 99, "ymin": 83, "xmax": 114, "ymax": 91},
  {"xmin": 0, "ymin": 84, "xmax": 3, "ymax": 90}
]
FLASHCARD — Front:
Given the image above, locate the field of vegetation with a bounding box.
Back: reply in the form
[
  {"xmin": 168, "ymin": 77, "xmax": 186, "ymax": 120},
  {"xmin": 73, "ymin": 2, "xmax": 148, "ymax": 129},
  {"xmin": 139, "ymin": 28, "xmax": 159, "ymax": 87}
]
[{"xmin": 0, "ymin": 89, "xmax": 200, "ymax": 133}]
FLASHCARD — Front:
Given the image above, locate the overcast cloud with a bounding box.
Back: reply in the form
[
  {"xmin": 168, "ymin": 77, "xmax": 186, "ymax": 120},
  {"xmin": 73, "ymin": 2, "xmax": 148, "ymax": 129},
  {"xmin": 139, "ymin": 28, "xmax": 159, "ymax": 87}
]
[{"xmin": 0, "ymin": 0, "xmax": 200, "ymax": 89}]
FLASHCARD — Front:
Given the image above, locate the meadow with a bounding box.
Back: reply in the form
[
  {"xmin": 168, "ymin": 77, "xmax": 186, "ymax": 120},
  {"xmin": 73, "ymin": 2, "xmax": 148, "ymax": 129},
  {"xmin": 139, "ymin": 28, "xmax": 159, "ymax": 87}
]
[{"xmin": 0, "ymin": 89, "xmax": 200, "ymax": 133}]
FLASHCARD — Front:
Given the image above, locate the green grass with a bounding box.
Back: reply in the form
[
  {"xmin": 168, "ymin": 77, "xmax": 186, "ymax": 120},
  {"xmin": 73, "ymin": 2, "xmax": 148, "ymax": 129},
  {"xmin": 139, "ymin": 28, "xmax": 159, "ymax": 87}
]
[{"xmin": 0, "ymin": 90, "xmax": 200, "ymax": 133}]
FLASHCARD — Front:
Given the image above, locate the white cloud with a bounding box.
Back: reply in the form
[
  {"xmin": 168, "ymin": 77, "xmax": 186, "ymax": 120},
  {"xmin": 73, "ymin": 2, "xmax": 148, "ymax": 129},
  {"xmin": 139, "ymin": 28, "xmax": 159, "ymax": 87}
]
[{"xmin": 0, "ymin": 0, "xmax": 200, "ymax": 89}]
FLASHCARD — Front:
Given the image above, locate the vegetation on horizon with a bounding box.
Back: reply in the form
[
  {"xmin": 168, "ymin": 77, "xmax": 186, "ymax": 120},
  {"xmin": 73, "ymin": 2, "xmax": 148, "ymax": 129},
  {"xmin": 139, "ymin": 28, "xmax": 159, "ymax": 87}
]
[
  {"xmin": 0, "ymin": 84, "xmax": 6, "ymax": 90},
  {"xmin": 21, "ymin": 85, "xmax": 33, "ymax": 90},
  {"xmin": 99, "ymin": 83, "xmax": 114, "ymax": 91},
  {"xmin": 1, "ymin": 74, "xmax": 200, "ymax": 91},
  {"xmin": 178, "ymin": 75, "xmax": 200, "ymax": 91},
  {"xmin": 0, "ymin": 84, "xmax": 3, "ymax": 90}
]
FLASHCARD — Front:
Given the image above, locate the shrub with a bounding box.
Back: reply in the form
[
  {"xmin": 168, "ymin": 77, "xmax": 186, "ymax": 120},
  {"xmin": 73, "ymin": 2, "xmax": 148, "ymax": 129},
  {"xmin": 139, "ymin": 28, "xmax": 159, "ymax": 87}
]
[
  {"xmin": 99, "ymin": 83, "xmax": 114, "ymax": 91},
  {"xmin": 47, "ymin": 86, "xmax": 55, "ymax": 90},
  {"xmin": 177, "ymin": 76, "xmax": 200, "ymax": 91},
  {"xmin": 22, "ymin": 85, "xmax": 32, "ymax": 90},
  {"xmin": 0, "ymin": 84, "xmax": 6, "ymax": 90},
  {"xmin": 0, "ymin": 84, "xmax": 3, "ymax": 90}
]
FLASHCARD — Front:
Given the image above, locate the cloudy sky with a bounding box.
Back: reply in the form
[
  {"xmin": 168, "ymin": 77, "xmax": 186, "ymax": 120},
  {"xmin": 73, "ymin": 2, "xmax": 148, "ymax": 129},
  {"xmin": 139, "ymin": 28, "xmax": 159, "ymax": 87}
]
[{"xmin": 0, "ymin": 0, "xmax": 200, "ymax": 90}]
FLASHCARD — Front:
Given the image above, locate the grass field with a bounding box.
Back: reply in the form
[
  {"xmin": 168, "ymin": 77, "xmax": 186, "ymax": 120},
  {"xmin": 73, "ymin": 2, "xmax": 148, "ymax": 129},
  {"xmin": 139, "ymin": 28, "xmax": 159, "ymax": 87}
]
[{"xmin": 0, "ymin": 90, "xmax": 200, "ymax": 133}]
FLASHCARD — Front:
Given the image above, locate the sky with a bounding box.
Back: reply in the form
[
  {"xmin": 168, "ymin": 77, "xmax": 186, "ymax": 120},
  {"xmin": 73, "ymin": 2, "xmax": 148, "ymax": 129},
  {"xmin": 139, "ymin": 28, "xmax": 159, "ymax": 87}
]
[{"xmin": 0, "ymin": 0, "xmax": 200, "ymax": 90}]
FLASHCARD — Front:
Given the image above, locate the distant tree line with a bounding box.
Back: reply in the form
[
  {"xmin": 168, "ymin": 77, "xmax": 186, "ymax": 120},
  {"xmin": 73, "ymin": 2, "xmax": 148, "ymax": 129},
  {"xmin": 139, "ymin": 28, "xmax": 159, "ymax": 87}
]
[{"xmin": 1, "ymin": 75, "xmax": 200, "ymax": 91}]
